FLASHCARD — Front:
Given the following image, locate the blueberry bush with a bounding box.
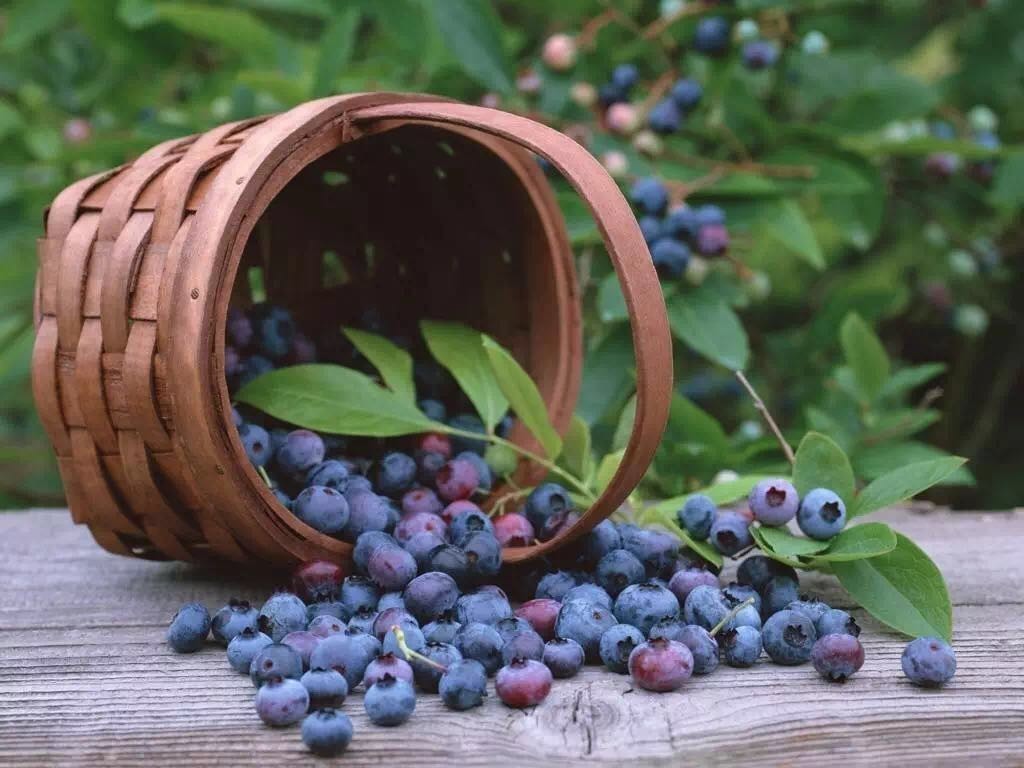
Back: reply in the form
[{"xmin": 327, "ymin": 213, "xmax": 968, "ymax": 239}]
[{"xmin": 2, "ymin": 0, "xmax": 1023, "ymax": 513}]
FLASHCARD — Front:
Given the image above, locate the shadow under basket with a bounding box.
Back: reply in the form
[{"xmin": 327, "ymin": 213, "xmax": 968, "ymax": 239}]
[{"xmin": 32, "ymin": 93, "xmax": 673, "ymax": 568}]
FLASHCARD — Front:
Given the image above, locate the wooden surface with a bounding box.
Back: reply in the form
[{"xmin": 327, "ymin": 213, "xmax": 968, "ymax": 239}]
[{"xmin": 1, "ymin": 506, "xmax": 1023, "ymax": 767}]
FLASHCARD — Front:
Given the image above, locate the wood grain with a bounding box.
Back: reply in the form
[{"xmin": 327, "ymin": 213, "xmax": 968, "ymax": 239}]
[{"xmin": 1, "ymin": 506, "xmax": 1022, "ymax": 767}]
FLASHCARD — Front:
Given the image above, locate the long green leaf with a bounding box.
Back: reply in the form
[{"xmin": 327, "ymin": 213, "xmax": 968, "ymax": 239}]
[
  {"xmin": 424, "ymin": 0, "xmax": 512, "ymax": 92},
  {"xmin": 2, "ymin": 0, "xmax": 70, "ymax": 51},
  {"xmin": 850, "ymin": 456, "xmax": 967, "ymax": 518},
  {"xmin": 343, "ymin": 328, "xmax": 416, "ymax": 404},
  {"xmin": 755, "ymin": 525, "xmax": 831, "ymax": 556},
  {"xmin": 840, "ymin": 312, "xmax": 890, "ymax": 402},
  {"xmin": 235, "ymin": 364, "xmax": 434, "ymax": 437},
  {"xmin": 312, "ymin": 8, "xmax": 360, "ymax": 96},
  {"xmin": 749, "ymin": 525, "xmax": 807, "ymax": 569},
  {"xmin": 833, "ymin": 533, "xmax": 952, "ymax": 640},
  {"xmin": 792, "ymin": 431, "xmax": 856, "ymax": 506},
  {"xmin": 421, "ymin": 321, "xmax": 507, "ymax": 431},
  {"xmin": 667, "ymin": 287, "xmax": 750, "ymax": 371},
  {"xmin": 482, "ymin": 336, "xmax": 561, "ymax": 459},
  {"xmin": 153, "ymin": 3, "xmax": 279, "ymax": 57},
  {"xmin": 594, "ymin": 449, "xmax": 624, "ymax": 496},
  {"xmin": 764, "ymin": 199, "xmax": 825, "ymax": 270},
  {"xmin": 811, "ymin": 522, "xmax": 897, "ymax": 562},
  {"xmin": 558, "ymin": 415, "xmax": 593, "ymax": 485}
]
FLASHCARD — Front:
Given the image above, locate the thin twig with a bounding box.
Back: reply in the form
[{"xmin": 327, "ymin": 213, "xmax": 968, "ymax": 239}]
[
  {"xmin": 641, "ymin": 1, "xmax": 713, "ymax": 40},
  {"xmin": 734, "ymin": 370, "xmax": 795, "ymax": 466}
]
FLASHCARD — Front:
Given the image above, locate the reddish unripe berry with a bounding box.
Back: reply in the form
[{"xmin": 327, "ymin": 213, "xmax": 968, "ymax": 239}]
[
  {"xmin": 436, "ymin": 459, "xmax": 480, "ymax": 502},
  {"xmin": 394, "ymin": 510, "xmax": 447, "ymax": 544},
  {"xmin": 291, "ymin": 560, "xmax": 346, "ymax": 603},
  {"xmin": 628, "ymin": 638, "xmax": 694, "ymax": 692},
  {"xmin": 495, "ymin": 658, "xmax": 553, "ymax": 708},
  {"xmin": 282, "ymin": 631, "xmax": 321, "ymax": 669},
  {"xmin": 362, "ymin": 653, "xmax": 414, "ymax": 689},
  {"xmin": 811, "ymin": 634, "xmax": 865, "ymax": 682},
  {"xmin": 542, "ymin": 33, "xmax": 577, "ymax": 71},
  {"xmin": 493, "ymin": 513, "xmax": 536, "ymax": 548},
  {"xmin": 514, "ymin": 599, "xmax": 561, "ymax": 641},
  {"xmin": 416, "ymin": 433, "xmax": 452, "ymax": 458},
  {"xmin": 441, "ymin": 499, "xmax": 481, "ymax": 526},
  {"xmin": 606, "ymin": 103, "xmax": 638, "ymax": 135}
]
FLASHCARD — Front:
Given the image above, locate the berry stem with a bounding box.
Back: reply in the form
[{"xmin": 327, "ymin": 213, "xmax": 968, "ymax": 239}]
[
  {"xmin": 390, "ymin": 625, "xmax": 447, "ymax": 672},
  {"xmin": 709, "ymin": 597, "xmax": 756, "ymax": 637},
  {"xmin": 733, "ymin": 371, "xmax": 795, "ymax": 466},
  {"xmin": 257, "ymin": 465, "xmax": 274, "ymax": 489}
]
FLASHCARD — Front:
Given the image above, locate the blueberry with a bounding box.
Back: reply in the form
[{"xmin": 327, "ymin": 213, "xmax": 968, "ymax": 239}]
[
  {"xmin": 669, "ymin": 78, "xmax": 702, "ymax": 110},
  {"xmin": 536, "ymin": 570, "xmax": 578, "ymax": 601},
  {"xmin": 226, "ymin": 306, "xmax": 253, "ymax": 349},
  {"xmin": 255, "ymin": 676, "xmax": 308, "ymax": 726},
  {"xmin": 722, "ymin": 583, "xmax": 762, "ymax": 614},
  {"xmin": 611, "ymin": 63, "xmax": 639, "ymax": 91},
  {"xmin": 439, "ymin": 659, "xmax": 488, "ymax": 710},
  {"xmin": 282, "ymin": 630, "xmax": 321, "ymax": 669},
  {"xmin": 563, "ymin": 583, "xmax": 614, "ymax": 611},
  {"xmin": 668, "ymin": 568, "xmax": 719, "ymax": 605},
  {"xmin": 302, "ymin": 709, "xmax": 353, "ymax": 756},
  {"xmin": 501, "ymin": 629, "xmax": 546, "ymax": 665},
  {"xmin": 405, "ymin": 531, "xmax": 447, "ymax": 571},
  {"xmin": 292, "ymin": 486, "xmax": 350, "ymax": 535},
  {"xmin": 446, "ymin": 506, "xmax": 491, "ymax": 545},
  {"xmin": 275, "ymin": 430, "xmax": 325, "ymax": 484},
  {"xmin": 762, "ymin": 609, "xmax": 817, "ymax": 665},
  {"xmin": 630, "ymin": 177, "xmax": 669, "ymax": 216},
  {"xmin": 678, "ymin": 495, "xmax": 716, "ymax": 539},
  {"xmin": 310, "ymin": 629, "xmax": 381, "ymax": 690},
  {"xmin": 683, "ymin": 585, "xmax": 729, "ymax": 631},
  {"xmin": 693, "ymin": 16, "xmax": 730, "ymax": 56},
  {"xmin": 367, "ymin": 545, "xmax": 417, "ymax": 592},
  {"xmin": 456, "ymin": 450, "xmax": 493, "ymax": 493},
  {"xmin": 542, "ymin": 637, "xmax": 585, "ymax": 678},
  {"xmin": 812, "ymin": 634, "xmax": 865, "ymax": 682},
  {"xmin": 599, "ymin": 624, "xmax": 646, "ymax": 673},
  {"xmin": 345, "ymin": 607, "xmax": 378, "ymax": 635},
  {"xmin": 663, "ymin": 205, "xmax": 699, "ymax": 240},
  {"xmin": 579, "ymin": 519, "xmax": 622, "ymax": 566},
  {"xmin": 250, "ymin": 643, "xmax": 304, "ymax": 687},
  {"xmin": 254, "ymin": 593, "xmax": 306, "ymax": 643},
  {"xmin": 428, "ymin": 544, "xmax": 472, "ymax": 588},
  {"xmin": 511, "ymin": 598, "xmax": 559, "ymax": 641},
  {"xmin": 817, "ymin": 608, "xmax": 860, "ymax": 638},
  {"xmin": 353, "ymin": 530, "xmax": 399, "ymax": 575},
  {"xmin": 455, "ymin": 622, "xmax": 505, "ymax": 675},
  {"xmin": 647, "ymin": 98, "xmax": 682, "ymax": 134},
  {"xmin": 647, "ymin": 617, "xmax": 687, "ymax": 642},
  {"xmin": 620, "ymin": 527, "xmax": 680, "ymax": 578},
  {"xmin": 250, "ymin": 304, "xmax": 296, "ymax": 360},
  {"xmin": 696, "ymin": 224, "xmax": 730, "ymax": 256},
  {"xmin": 628, "ymin": 638, "xmax": 694, "ymax": 692},
  {"xmin": 709, "ymin": 512, "xmax": 753, "ymax": 556},
  {"xmin": 400, "ymin": 488, "xmax": 444, "ymax": 519},
  {"xmin": 403, "ymin": 572, "xmax": 460, "ymax": 624},
  {"xmin": 237, "ymin": 354, "xmax": 274, "ymax": 388},
  {"xmin": 797, "ymin": 488, "xmax": 847, "ymax": 540},
  {"xmin": 364, "ymin": 675, "xmax": 416, "ymax": 726},
  {"xmin": 419, "ymin": 398, "xmax": 447, "ymax": 422},
  {"xmin": 463, "ymin": 531, "xmax": 503, "ymax": 584},
  {"xmin": 761, "ymin": 575, "xmax": 800, "ymax": 619},
  {"xmin": 638, "ymin": 215, "xmax": 663, "ymax": 244},
  {"xmin": 374, "ymin": 452, "xmax": 417, "ymax": 498},
  {"xmin": 902, "ymin": 637, "xmax": 956, "ymax": 687},
  {"xmin": 650, "ymin": 238, "xmax": 691, "ymax": 279},
  {"xmin": 742, "ymin": 39, "xmax": 779, "ymax": 70},
  {"xmin": 676, "ymin": 624, "xmax": 719, "ymax": 675},
  {"xmin": 340, "ymin": 575, "xmax": 380, "ymax": 617},
  {"xmin": 306, "ymin": 460, "xmax": 350, "ymax": 491},
  {"xmin": 342, "ymin": 474, "xmax": 374, "ymax": 500},
  {"xmin": 435, "ymin": 458, "xmax": 480, "ymax": 503},
  {"xmin": 292, "ymin": 559, "xmax": 345, "ymax": 603},
  {"xmin": 308, "ymin": 614, "xmax": 346, "ymax": 639},
  {"xmin": 493, "ymin": 512, "xmax": 536, "ymax": 548},
  {"xmin": 787, "ymin": 598, "xmax": 831, "ymax": 627},
  {"xmin": 363, "ymin": 652, "xmax": 414, "ymax": 689},
  {"xmin": 496, "ymin": 658, "xmax": 553, "ymax": 708},
  {"xmin": 737, "ymin": 555, "xmax": 797, "ymax": 592},
  {"xmin": 749, "ymin": 478, "xmax": 799, "ymax": 526},
  {"xmin": 342, "ymin": 492, "xmax": 392, "ymax": 541},
  {"xmin": 373, "ymin": 606, "xmax": 418, "ymax": 641},
  {"xmin": 238, "ymin": 423, "xmax": 272, "ymax": 467},
  {"xmin": 423, "ymin": 614, "xmax": 462, "ymax": 644},
  {"xmin": 556, "ymin": 599, "xmax": 618, "ymax": 662},
  {"xmin": 455, "ymin": 589, "xmax": 512, "ymax": 626},
  {"xmin": 595, "ymin": 548, "xmax": 646, "ymax": 597},
  {"xmin": 377, "ymin": 591, "xmax": 406, "ymax": 613},
  {"xmin": 209, "ymin": 598, "xmax": 258, "ymax": 646},
  {"xmin": 301, "ymin": 666, "xmax": 349, "ymax": 709},
  {"xmin": 525, "ymin": 483, "xmax": 574, "ymax": 541},
  {"xmin": 612, "ymin": 582, "xmax": 680, "ymax": 635},
  {"xmin": 395, "ymin": 511, "xmax": 447, "ymax": 548},
  {"xmin": 227, "ymin": 626, "xmax": 273, "ymax": 673},
  {"xmin": 719, "ymin": 625, "xmax": 763, "ymax": 667},
  {"xmin": 447, "ymin": 413, "xmax": 487, "ymax": 455}
]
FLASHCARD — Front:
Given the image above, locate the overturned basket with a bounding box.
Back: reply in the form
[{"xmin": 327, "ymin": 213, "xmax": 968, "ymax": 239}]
[{"xmin": 32, "ymin": 93, "xmax": 672, "ymax": 567}]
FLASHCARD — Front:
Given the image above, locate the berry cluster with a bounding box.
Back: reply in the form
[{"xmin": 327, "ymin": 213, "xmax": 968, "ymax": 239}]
[
  {"xmin": 923, "ymin": 106, "xmax": 1002, "ymax": 185},
  {"xmin": 167, "ymin": 482, "xmax": 956, "ymax": 753}
]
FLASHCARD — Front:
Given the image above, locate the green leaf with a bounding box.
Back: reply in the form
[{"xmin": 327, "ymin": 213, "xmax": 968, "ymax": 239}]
[
  {"xmin": 879, "ymin": 363, "xmax": 946, "ymax": 400},
  {"xmin": 0, "ymin": 102, "xmax": 23, "ymax": 143},
  {"xmin": 666, "ymin": 286, "xmax": 750, "ymax": 371},
  {"xmin": 840, "ymin": 313, "xmax": 890, "ymax": 402},
  {"xmin": 854, "ymin": 441, "xmax": 974, "ymax": 486},
  {"xmin": 792, "ymin": 432, "xmax": 856, "ymax": 506},
  {"xmin": 850, "ymin": 457, "xmax": 967, "ymax": 519},
  {"xmin": 425, "ymin": 0, "xmax": 512, "ymax": 93},
  {"xmin": 990, "ymin": 151, "xmax": 1024, "ymax": 210},
  {"xmin": 755, "ymin": 525, "xmax": 831, "ymax": 556},
  {"xmin": 421, "ymin": 321, "xmax": 508, "ymax": 431},
  {"xmin": 312, "ymin": 8, "xmax": 360, "ymax": 96},
  {"xmin": 833, "ymin": 533, "xmax": 952, "ymax": 641},
  {"xmin": 577, "ymin": 325, "xmax": 634, "ymax": 425},
  {"xmin": 597, "ymin": 272, "xmax": 628, "ymax": 324},
  {"xmin": 153, "ymin": 2, "xmax": 278, "ymax": 58},
  {"xmin": 764, "ymin": 199, "xmax": 825, "ymax": 270},
  {"xmin": 235, "ymin": 364, "xmax": 434, "ymax": 437},
  {"xmin": 861, "ymin": 408, "xmax": 941, "ymax": 442},
  {"xmin": 342, "ymin": 328, "xmax": 415, "ymax": 404},
  {"xmin": 594, "ymin": 449, "xmax": 625, "ymax": 495},
  {"xmin": 2, "ymin": 0, "xmax": 70, "ymax": 51},
  {"xmin": 611, "ymin": 394, "xmax": 636, "ymax": 452},
  {"xmin": 749, "ymin": 526, "xmax": 808, "ymax": 569},
  {"xmin": 811, "ymin": 522, "xmax": 897, "ymax": 562},
  {"xmin": 482, "ymin": 336, "xmax": 561, "ymax": 459},
  {"xmin": 558, "ymin": 415, "xmax": 593, "ymax": 485}
]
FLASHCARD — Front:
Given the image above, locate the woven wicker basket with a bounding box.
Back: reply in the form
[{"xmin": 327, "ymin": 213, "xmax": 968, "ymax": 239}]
[{"xmin": 32, "ymin": 93, "xmax": 672, "ymax": 567}]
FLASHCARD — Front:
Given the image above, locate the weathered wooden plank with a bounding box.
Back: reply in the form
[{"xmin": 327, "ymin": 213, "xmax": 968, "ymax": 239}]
[{"xmin": 0, "ymin": 507, "xmax": 1022, "ymax": 767}]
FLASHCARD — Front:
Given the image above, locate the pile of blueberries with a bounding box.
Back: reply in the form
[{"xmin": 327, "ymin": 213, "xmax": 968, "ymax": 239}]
[{"xmin": 167, "ymin": 475, "xmax": 957, "ymax": 756}]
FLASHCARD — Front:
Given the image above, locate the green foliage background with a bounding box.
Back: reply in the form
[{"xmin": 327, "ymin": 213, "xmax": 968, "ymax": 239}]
[{"xmin": 1, "ymin": 0, "xmax": 1022, "ymax": 509}]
